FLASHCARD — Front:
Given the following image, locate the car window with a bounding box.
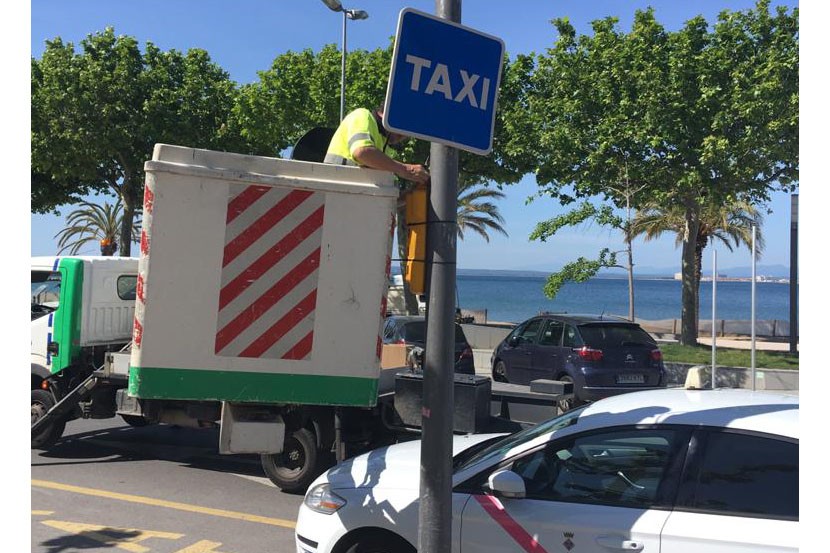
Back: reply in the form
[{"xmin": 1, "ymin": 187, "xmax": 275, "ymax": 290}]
[
  {"xmin": 455, "ymin": 406, "xmax": 587, "ymax": 473},
  {"xmin": 538, "ymin": 320, "xmax": 564, "ymax": 346},
  {"xmin": 684, "ymin": 431, "xmax": 798, "ymax": 520},
  {"xmin": 400, "ymin": 321, "xmax": 467, "ymax": 344},
  {"xmin": 508, "ymin": 428, "xmax": 684, "ymax": 509},
  {"xmin": 562, "ymin": 325, "xmax": 582, "ymax": 347},
  {"xmin": 117, "ymin": 275, "xmax": 138, "ymax": 300},
  {"xmin": 32, "ymin": 270, "xmax": 61, "ymax": 307},
  {"xmin": 577, "ymin": 324, "xmax": 656, "ymax": 349},
  {"xmin": 517, "ymin": 319, "xmax": 544, "ymax": 344},
  {"xmin": 402, "ymin": 321, "xmax": 426, "ymax": 342},
  {"xmin": 383, "ymin": 320, "xmax": 395, "ymax": 340}
]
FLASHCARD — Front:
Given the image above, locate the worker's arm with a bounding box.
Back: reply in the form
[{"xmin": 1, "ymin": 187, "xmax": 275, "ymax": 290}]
[{"xmin": 353, "ymin": 146, "xmax": 430, "ymax": 184}]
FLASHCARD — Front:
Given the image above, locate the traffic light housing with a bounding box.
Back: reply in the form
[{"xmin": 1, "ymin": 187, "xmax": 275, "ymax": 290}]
[{"xmin": 404, "ymin": 185, "xmax": 428, "ymax": 294}]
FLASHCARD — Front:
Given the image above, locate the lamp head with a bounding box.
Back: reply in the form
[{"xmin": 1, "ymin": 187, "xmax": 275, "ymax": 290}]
[
  {"xmin": 321, "ymin": 0, "xmax": 343, "ymax": 12},
  {"xmin": 346, "ymin": 9, "xmax": 369, "ymax": 20}
]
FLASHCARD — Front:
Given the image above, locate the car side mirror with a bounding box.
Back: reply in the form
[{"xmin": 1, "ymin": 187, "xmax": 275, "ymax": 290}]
[
  {"xmin": 487, "ymin": 469, "xmax": 526, "ymax": 499},
  {"xmin": 508, "ymin": 335, "xmax": 521, "ymax": 347}
]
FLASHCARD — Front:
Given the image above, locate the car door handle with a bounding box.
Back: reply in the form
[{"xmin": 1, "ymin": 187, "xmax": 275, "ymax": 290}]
[{"xmin": 596, "ymin": 536, "xmax": 644, "ymax": 551}]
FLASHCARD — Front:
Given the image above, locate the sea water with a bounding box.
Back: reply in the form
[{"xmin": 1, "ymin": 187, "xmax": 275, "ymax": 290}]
[{"xmin": 456, "ymin": 275, "xmax": 794, "ymax": 325}]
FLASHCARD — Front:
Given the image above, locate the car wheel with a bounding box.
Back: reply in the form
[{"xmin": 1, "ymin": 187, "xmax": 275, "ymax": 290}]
[
  {"xmin": 260, "ymin": 427, "xmax": 329, "ymax": 494},
  {"xmin": 556, "ymin": 375, "xmax": 584, "ymax": 412},
  {"xmin": 31, "ymin": 389, "xmax": 66, "ymax": 449},
  {"xmin": 492, "ymin": 360, "xmax": 508, "ymax": 383},
  {"xmin": 344, "ymin": 533, "xmax": 415, "ymax": 553}
]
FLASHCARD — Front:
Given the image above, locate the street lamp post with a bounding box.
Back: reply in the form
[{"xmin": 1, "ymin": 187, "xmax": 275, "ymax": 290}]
[{"xmin": 321, "ymin": 0, "xmax": 368, "ymax": 121}]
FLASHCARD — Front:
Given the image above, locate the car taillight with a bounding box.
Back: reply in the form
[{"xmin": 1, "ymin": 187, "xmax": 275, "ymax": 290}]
[
  {"xmin": 576, "ymin": 346, "xmax": 603, "ymax": 362},
  {"xmin": 650, "ymin": 349, "xmax": 663, "ymax": 362},
  {"xmin": 459, "ymin": 346, "xmax": 473, "ymax": 359}
]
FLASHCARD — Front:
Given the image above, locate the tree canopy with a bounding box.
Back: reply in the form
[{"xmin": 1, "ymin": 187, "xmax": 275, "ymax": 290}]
[
  {"xmin": 32, "ymin": 28, "xmax": 244, "ymax": 255},
  {"xmin": 520, "ymin": 0, "xmax": 798, "ymax": 343}
]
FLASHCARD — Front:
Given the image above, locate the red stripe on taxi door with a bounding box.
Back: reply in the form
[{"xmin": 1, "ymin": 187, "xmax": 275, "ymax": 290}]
[{"xmin": 473, "ymin": 495, "xmax": 549, "ymax": 553}]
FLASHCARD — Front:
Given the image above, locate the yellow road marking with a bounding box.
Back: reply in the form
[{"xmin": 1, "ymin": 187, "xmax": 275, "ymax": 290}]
[
  {"xmin": 40, "ymin": 520, "xmax": 183, "ymax": 552},
  {"xmin": 32, "ymin": 510, "xmax": 54, "ymax": 516},
  {"xmin": 174, "ymin": 540, "xmax": 231, "ymax": 553},
  {"xmin": 32, "ymin": 479, "xmax": 297, "ymax": 529}
]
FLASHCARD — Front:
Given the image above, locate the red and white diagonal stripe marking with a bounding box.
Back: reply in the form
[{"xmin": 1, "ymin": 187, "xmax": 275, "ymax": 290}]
[{"xmin": 215, "ymin": 184, "xmax": 324, "ymax": 360}]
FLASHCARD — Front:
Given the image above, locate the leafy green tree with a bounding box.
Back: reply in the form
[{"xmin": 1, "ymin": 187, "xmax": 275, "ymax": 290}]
[
  {"xmin": 32, "ymin": 28, "xmax": 244, "ymax": 255},
  {"xmin": 521, "ymin": 1, "xmax": 797, "ymax": 344},
  {"xmin": 633, "ymin": 198, "xmax": 765, "ymax": 327},
  {"xmin": 55, "ymin": 200, "xmax": 140, "ymax": 256}
]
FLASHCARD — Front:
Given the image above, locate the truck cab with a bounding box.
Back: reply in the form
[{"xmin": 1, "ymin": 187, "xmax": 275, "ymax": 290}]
[{"xmin": 31, "ymin": 256, "xmax": 139, "ymax": 447}]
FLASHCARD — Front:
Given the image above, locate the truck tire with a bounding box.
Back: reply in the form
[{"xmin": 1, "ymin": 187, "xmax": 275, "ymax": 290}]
[
  {"xmin": 260, "ymin": 427, "xmax": 327, "ymax": 494},
  {"xmin": 31, "ymin": 389, "xmax": 66, "ymax": 449}
]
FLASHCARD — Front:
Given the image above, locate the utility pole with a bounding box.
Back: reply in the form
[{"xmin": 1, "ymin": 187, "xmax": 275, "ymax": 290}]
[
  {"xmin": 789, "ymin": 194, "xmax": 798, "ymax": 354},
  {"xmin": 418, "ymin": 3, "xmax": 460, "ymax": 553}
]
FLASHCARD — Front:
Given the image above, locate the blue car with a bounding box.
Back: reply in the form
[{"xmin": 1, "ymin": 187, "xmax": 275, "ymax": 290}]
[{"xmin": 491, "ymin": 314, "xmax": 666, "ymax": 409}]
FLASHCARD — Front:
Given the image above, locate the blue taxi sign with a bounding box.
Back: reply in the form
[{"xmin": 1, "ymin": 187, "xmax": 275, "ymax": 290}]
[{"xmin": 383, "ymin": 8, "xmax": 505, "ymax": 156}]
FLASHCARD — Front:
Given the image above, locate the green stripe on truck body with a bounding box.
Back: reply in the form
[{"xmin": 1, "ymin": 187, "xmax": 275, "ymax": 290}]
[{"xmin": 129, "ymin": 367, "xmax": 379, "ymax": 407}]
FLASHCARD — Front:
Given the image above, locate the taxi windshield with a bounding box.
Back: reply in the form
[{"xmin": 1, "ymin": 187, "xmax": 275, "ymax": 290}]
[{"xmin": 454, "ymin": 405, "xmax": 588, "ymax": 473}]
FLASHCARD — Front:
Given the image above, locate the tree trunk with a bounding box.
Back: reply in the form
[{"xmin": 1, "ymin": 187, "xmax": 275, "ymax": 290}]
[
  {"xmin": 693, "ymin": 235, "xmax": 707, "ymax": 332},
  {"xmin": 119, "ymin": 178, "xmax": 136, "ymax": 257},
  {"xmin": 624, "ymin": 196, "xmax": 635, "ymax": 321},
  {"xmin": 680, "ymin": 210, "xmax": 700, "ymax": 345}
]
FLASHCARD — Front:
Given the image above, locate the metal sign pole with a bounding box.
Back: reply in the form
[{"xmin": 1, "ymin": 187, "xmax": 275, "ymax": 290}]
[
  {"xmin": 712, "ymin": 249, "xmax": 717, "ymax": 389},
  {"xmin": 751, "ymin": 225, "xmax": 757, "ymax": 390},
  {"xmin": 418, "ymin": 7, "xmax": 459, "ymax": 553},
  {"xmin": 789, "ymin": 194, "xmax": 798, "ymax": 354}
]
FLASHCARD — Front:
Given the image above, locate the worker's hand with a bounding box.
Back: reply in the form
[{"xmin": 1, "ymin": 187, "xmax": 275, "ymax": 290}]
[{"xmin": 402, "ymin": 163, "xmax": 430, "ymax": 185}]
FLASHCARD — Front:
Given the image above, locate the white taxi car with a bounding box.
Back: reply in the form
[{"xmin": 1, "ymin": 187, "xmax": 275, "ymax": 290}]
[{"xmin": 295, "ymin": 388, "xmax": 798, "ymax": 553}]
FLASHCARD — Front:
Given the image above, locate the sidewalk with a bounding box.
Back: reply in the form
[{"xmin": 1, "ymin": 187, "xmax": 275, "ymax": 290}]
[{"xmin": 678, "ymin": 336, "xmax": 797, "ymax": 352}]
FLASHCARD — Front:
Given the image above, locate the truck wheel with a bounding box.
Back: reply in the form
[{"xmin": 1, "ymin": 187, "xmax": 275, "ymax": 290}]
[
  {"xmin": 260, "ymin": 427, "xmax": 327, "ymax": 494},
  {"xmin": 31, "ymin": 389, "xmax": 66, "ymax": 449},
  {"xmin": 121, "ymin": 415, "xmax": 150, "ymax": 427}
]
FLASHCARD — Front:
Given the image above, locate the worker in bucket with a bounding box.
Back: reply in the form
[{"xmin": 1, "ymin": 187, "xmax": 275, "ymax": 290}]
[{"xmin": 324, "ymin": 106, "xmax": 430, "ymax": 188}]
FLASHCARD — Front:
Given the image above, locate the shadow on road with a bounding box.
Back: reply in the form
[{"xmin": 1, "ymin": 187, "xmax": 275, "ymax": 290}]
[
  {"xmin": 39, "ymin": 527, "xmax": 142, "ymax": 553},
  {"xmin": 32, "ymin": 422, "xmax": 265, "ymax": 479}
]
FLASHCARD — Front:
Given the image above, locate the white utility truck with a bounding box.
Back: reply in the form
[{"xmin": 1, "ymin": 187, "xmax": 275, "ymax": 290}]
[{"xmin": 31, "ymin": 144, "xmax": 570, "ymax": 493}]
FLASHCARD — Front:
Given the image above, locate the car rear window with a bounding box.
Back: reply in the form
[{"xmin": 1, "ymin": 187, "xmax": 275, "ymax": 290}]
[
  {"xmin": 402, "ymin": 321, "xmax": 467, "ymax": 344},
  {"xmin": 577, "ymin": 324, "xmax": 656, "ymax": 349}
]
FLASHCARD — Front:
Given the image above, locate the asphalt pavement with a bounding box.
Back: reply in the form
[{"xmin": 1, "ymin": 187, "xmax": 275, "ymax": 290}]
[{"xmin": 31, "ymin": 417, "xmax": 301, "ymax": 553}]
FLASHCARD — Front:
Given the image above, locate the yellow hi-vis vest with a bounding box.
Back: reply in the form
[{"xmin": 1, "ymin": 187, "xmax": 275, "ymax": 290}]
[{"xmin": 324, "ymin": 108, "xmax": 388, "ymax": 166}]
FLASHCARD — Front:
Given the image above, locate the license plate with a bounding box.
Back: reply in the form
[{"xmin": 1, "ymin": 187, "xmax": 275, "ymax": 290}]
[{"xmin": 617, "ymin": 374, "xmax": 645, "ymax": 384}]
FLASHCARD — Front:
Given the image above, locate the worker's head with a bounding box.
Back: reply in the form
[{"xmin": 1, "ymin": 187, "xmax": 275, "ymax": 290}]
[
  {"xmin": 373, "ymin": 106, "xmax": 409, "ymax": 147},
  {"xmin": 387, "ymin": 131, "xmax": 408, "ymax": 145}
]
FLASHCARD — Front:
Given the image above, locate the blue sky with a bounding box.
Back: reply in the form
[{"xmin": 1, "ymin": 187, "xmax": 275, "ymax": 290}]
[{"xmin": 28, "ymin": 0, "xmax": 805, "ymax": 274}]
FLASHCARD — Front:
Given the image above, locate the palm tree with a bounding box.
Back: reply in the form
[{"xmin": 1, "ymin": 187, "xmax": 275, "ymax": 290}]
[
  {"xmin": 456, "ymin": 181, "xmax": 508, "ymax": 242},
  {"xmin": 632, "ymin": 199, "xmax": 765, "ymax": 330},
  {"xmin": 55, "ymin": 200, "xmax": 141, "ymax": 256}
]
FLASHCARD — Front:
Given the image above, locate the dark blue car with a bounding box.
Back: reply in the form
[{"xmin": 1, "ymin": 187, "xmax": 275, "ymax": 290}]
[{"xmin": 491, "ymin": 314, "xmax": 667, "ymax": 409}]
